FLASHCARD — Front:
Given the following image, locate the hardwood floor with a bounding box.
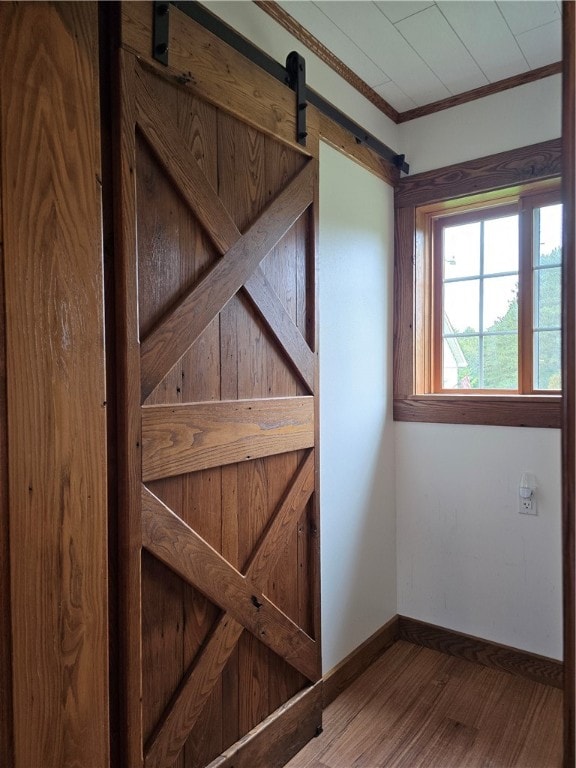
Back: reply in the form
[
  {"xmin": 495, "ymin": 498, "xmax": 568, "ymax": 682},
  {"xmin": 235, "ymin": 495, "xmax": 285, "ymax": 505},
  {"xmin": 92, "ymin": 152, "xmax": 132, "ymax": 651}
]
[{"xmin": 285, "ymin": 640, "xmax": 562, "ymax": 768}]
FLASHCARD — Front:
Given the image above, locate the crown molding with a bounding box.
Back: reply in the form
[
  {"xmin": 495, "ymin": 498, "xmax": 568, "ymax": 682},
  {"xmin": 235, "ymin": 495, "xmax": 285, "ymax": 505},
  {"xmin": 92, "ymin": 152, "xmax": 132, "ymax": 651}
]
[{"xmin": 252, "ymin": 2, "xmax": 561, "ymax": 126}]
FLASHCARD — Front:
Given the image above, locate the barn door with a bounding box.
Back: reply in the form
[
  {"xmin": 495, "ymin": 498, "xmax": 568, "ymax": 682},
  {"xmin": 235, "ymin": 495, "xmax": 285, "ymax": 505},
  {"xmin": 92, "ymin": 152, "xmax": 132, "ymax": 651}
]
[{"xmin": 115, "ymin": 6, "xmax": 320, "ymax": 768}]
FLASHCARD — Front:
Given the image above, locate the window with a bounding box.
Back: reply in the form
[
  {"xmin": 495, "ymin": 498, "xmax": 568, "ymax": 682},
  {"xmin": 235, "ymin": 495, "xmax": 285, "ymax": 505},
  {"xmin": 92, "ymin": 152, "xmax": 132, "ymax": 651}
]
[
  {"xmin": 432, "ymin": 191, "xmax": 562, "ymax": 394},
  {"xmin": 393, "ymin": 138, "xmax": 562, "ymax": 428}
]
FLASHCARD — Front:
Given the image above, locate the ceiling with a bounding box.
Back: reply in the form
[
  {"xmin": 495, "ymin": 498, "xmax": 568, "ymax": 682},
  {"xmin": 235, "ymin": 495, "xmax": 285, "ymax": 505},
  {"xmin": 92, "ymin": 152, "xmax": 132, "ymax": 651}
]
[{"xmin": 274, "ymin": 1, "xmax": 562, "ymax": 113}]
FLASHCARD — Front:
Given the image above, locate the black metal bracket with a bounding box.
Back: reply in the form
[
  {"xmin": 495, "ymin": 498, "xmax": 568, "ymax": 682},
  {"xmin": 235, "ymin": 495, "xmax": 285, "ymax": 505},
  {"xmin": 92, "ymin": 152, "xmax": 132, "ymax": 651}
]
[
  {"xmin": 153, "ymin": 1, "xmax": 170, "ymax": 65},
  {"xmin": 393, "ymin": 154, "xmax": 406, "ymax": 171},
  {"xmin": 286, "ymin": 51, "xmax": 307, "ymax": 146}
]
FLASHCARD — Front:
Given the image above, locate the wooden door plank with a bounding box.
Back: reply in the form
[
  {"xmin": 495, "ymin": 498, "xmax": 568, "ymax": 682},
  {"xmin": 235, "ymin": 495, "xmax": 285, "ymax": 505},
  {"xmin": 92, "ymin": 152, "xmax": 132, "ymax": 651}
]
[
  {"xmin": 142, "ymin": 397, "xmax": 314, "ymax": 481},
  {"xmin": 141, "ymin": 161, "xmax": 314, "ymax": 400},
  {"xmin": 244, "ymin": 269, "xmax": 315, "ymax": 392},
  {"xmin": 2, "ymin": 4, "xmax": 109, "ymax": 766},
  {"xmin": 136, "ymin": 65, "xmax": 239, "ymax": 254},
  {"xmin": 0, "ymin": 8, "xmax": 13, "ymax": 764},
  {"xmin": 141, "ymin": 487, "xmax": 319, "ymax": 682},
  {"xmin": 244, "ymin": 451, "xmax": 315, "ymax": 584},
  {"xmin": 116, "ymin": 49, "xmax": 146, "ymax": 767},
  {"xmin": 146, "ymin": 616, "xmax": 244, "ymax": 768},
  {"xmin": 144, "ymin": 452, "xmax": 316, "ymax": 768}
]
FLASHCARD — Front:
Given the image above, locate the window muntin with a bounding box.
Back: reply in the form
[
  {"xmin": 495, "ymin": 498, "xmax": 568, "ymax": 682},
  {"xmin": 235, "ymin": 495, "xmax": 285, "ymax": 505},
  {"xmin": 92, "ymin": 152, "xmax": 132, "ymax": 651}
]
[
  {"xmin": 432, "ymin": 193, "xmax": 562, "ymax": 395},
  {"xmin": 533, "ymin": 203, "xmax": 562, "ymax": 391}
]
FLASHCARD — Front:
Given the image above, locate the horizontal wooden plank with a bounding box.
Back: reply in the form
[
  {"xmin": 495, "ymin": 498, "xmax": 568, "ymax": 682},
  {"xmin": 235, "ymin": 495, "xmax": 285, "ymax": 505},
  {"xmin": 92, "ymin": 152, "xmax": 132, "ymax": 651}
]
[
  {"xmin": 141, "ymin": 487, "xmax": 319, "ymax": 682},
  {"xmin": 395, "ymin": 138, "xmax": 561, "ymax": 209},
  {"xmin": 142, "ymin": 397, "xmax": 314, "ymax": 480},
  {"xmin": 121, "ymin": 2, "xmax": 309, "ymax": 154},
  {"xmin": 145, "ymin": 453, "xmax": 316, "ymax": 768},
  {"xmin": 398, "ymin": 616, "xmax": 563, "ymax": 689},
  {"xmin": 393, "ymin": 396, "xmax": 561, "ymax": 428},
  {"xmin": 140, "ymin": 161, "xmax": 314, "ymax": 401}
]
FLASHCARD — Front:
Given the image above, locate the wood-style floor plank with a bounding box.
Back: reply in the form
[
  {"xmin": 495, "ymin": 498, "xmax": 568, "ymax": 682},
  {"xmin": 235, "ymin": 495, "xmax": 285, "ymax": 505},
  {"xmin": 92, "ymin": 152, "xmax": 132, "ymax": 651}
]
[{"xmin": 285, "ymin": 641, "xmax": 562, "ymax": 768}]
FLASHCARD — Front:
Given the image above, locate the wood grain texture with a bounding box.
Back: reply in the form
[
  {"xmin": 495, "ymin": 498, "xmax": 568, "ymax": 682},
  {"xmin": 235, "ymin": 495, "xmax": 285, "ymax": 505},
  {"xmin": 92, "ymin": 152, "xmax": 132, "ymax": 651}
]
[
  {"xmin": 136, "ymin": 67, "xmax": 315, "ymax": 398},
  {"xmin": 397, "ymin": 62, "xmax": 562, "ymax": 123},
  {"xmin": 141, "ymin": 487, "xmax": 319, "ymax": 682},
  {"xmin": 394, "ymin": 139, "xmax": 563, "ymax": 428},
  {"xmin": 142, "ymin": 397, "xmax": 314, "ymax": 480},
  {"xmin": 121, "ymin": 2, "xmax": 308, "ymax": 154},
  {"xmin": 393, "ymin": 207, "xmax": 415, "ymax": 400},
  {"xmin": 1, "ymin": 3, "xmax": 109, "ymax": 766},
  {"xmin": 136, "ymin": 66, "xmax": 239, "ymax": 255},
  {"xmin": 563, "ymin": 4, "xmax": 576, "ymax": 766},
  {"xmin": 116, "ymin": 49, "xmax": 147, "ymax": 767},
  {"xmin": 244, "ymin": 268, "xmax": 315, "ymax": 392},
  {"xmin": 140, "ymin": 161, "xmax": 314, "ymax": 401},
  {"xmin": 146, "ymin": 616, "xmax": 244, "ymax": 768},
  {"xmin": 118, "ymin": 19, "xmax": 320, "ymax": 764},
  {"xmin": 318, "ymin": 112, "xmax": 399, "ymax": 187},
  {"xmin": 396, "ymin": 138, "xmax": 562, "ymax": 209},
  {"xmin": 145, "ymin": 452, "xmax": 316, "ymax": 768},
  {"xmin": 206, "ymin": 682, "xmax": 322, "ymax": 768},
  {"xmin": 394, "ymin": 395, "xmax": 562, "ymax": 428},
  {"xmin": 0, "ymin": 13, "xmax": 13, "ymax": 761},
  {"xmin": 285, "ymin": 641, "xmax": 562, "ymax": 768},
  {"xmin": 398, "ymin": 617, "xmax": 563, "ymax": 689},
  {"xmin": 322, "ymin": 616, "xmax": 399, "ymax": 707}
]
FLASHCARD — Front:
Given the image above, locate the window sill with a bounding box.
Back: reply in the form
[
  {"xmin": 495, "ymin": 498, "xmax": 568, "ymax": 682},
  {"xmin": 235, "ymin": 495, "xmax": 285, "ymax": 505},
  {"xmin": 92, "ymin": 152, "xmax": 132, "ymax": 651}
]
[{"xmin": 393, "ymin": 394, "xmax": 562, "ymax": 428}]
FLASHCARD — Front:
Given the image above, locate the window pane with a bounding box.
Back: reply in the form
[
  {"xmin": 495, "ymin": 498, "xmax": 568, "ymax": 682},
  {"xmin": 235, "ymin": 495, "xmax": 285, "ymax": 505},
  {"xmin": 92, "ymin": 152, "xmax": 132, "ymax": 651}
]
[
  {"xmin": 534, "ymin": 204, "xmax": 562, "ymax": 266},
  {"xmin": 443, "ymin": 336, "xmax": 479, "ymax": 389},
  {"xmin": 483, "ymin": 275, "xmax": 518, "ymax": 331},
  {"xmin": 444, "ymin": 222, "xmax": 480, "ymax": 279},
  {"xmin": 444, "ymin": 280, "xmax": 480, "ymax": 333},
  {"xmin": 483, "ymin": 215, "xmax": 519, "ymax": 274},
  {"xmin": 534, "ymin": 266, "xmax": 561, "ymax": 329},
  {"xmin": 534, "ymin": 330, "xmax": 561, "ymax": 390},
  {"xmin": 483, "ymin": 333, "xmax": 518, "ymax": 390}
]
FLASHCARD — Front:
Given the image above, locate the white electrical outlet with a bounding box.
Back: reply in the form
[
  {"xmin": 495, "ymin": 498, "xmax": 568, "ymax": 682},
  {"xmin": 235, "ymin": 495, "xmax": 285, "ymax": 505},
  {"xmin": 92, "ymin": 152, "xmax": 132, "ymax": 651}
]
[{"xmin": 519, "ymin": 496, "xmax": 537, "ymax": 515}]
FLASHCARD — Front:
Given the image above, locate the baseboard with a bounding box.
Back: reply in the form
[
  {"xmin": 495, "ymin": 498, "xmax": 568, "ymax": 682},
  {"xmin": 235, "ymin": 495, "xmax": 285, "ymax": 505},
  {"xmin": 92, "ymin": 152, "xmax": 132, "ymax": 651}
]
[
  {"xmin": 205, "ymin": 681, "xmax": 322, "ymax": 768},
  {"xmin": 398, "ymin": 615, "xmax": 563, "ymax": 690},
  {"xmin": 322, "ymin": 615, "xmax": 400, "ymax": 707}
]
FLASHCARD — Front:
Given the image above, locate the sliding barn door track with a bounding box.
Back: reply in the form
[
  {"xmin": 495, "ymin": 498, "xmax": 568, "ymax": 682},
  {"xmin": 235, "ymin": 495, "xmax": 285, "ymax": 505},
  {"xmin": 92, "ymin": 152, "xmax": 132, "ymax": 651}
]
[{"xmin": 152, "ymin": 0, "xmax": 409, "ymax": 173}]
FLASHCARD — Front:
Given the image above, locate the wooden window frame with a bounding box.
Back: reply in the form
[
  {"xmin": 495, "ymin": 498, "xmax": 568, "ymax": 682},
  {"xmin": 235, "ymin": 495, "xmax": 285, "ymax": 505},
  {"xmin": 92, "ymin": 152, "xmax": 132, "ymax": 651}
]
[{"xmin": 394, "ymin": 138, "xmax": 563, "ymax": 428}]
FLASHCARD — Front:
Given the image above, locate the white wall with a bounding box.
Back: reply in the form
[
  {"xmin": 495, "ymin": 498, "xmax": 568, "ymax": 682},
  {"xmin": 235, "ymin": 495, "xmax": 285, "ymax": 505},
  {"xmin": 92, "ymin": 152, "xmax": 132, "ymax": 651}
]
[
  {"xmin": 319, "ymin": 143, "xmax": 396, "ymax": 673},
  {"xmin": 396, "ymin": 82, "xmax": 563, "ymax": 660},
  {"xmin": 396, "ymin": 423, "xmax": 562, "ymax": 659},
  {"xmin": 400, "ymin": 75, "xmax": 561, "ymax": 174}
]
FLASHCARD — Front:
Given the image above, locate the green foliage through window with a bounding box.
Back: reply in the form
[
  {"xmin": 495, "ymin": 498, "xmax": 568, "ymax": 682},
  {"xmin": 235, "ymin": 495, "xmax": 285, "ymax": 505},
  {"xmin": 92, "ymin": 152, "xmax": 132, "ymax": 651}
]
[{"xmin": 437, "ymin": 199, "xmax": 562, "ymax": 392}]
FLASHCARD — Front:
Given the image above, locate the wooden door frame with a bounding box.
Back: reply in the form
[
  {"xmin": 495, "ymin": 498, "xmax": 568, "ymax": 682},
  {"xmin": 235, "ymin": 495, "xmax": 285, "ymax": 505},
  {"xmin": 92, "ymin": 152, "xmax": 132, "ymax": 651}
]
[{"xmin": 563, "ymin": 3, "xmax": 576, "ymax": 766}]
